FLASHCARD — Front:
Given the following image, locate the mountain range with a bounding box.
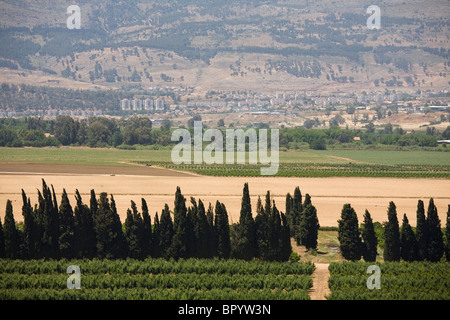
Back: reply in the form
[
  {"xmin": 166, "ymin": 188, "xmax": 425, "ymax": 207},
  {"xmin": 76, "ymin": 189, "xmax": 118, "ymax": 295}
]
[{"xmin": 0, "ymin": 0, "xmax": 448, "ymax": 95}]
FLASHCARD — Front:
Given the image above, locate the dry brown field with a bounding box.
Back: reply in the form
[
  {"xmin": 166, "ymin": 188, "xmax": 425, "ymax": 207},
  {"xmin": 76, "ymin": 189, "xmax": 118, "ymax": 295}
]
[{"xmin": 0, "ymin": 163, "xmax": 448, "ymax": 227}]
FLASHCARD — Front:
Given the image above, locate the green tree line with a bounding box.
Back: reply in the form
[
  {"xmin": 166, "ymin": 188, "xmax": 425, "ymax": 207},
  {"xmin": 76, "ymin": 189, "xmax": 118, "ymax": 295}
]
[
  {"xmin": 1, "ymin": 115, "xmax": 449, "ymax": 149},
  {"xmin": 338, "ymin": 200, "xmax": 450, "ymax": 262},
  {"xmin": 0, "ymin": 181, "xmax": 313, "ymax": 262}
]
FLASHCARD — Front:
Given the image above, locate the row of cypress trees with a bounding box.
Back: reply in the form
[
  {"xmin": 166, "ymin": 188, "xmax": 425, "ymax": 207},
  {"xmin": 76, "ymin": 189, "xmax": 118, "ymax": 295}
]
[
  {"xmin": 285, "ymin": 187, "xmax": 320, "ymax": 251},
  {"xmin": 0, "ymin": 180, "xmax": 297, "ymax": 262},
  {"xmin": 338, "ymin": 199, "xmax": 450, "ymax": 262}
]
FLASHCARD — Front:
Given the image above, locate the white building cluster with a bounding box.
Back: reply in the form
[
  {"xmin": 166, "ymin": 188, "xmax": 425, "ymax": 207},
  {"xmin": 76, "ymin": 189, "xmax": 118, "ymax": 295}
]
[{"xmin": 121, "ymin": 98, "xmax": 165, "ymax": 112}]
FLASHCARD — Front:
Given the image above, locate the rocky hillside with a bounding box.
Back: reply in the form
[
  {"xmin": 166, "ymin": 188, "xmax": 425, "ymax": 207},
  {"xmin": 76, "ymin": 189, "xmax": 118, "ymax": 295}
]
[{"xmin": 0, "ymin": 0, "xmax": 448, "ymax": 94}]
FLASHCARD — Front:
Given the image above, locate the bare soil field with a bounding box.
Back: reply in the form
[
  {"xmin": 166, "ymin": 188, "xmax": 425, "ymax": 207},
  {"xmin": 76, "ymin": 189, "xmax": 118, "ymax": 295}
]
[
  {"xmin": 0, "ymin": 163, "xmax": 448, "ymax": 226},
  {"xmin": 0, "ymin": 162, "xmax": 195, "ymax": 177}
]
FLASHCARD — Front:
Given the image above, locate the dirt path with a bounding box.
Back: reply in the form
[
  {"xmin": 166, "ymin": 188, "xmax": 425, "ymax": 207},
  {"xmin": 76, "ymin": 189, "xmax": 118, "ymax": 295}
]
[{"xmin": 309, "ymin": 263, "xmax": 331, "ymax": 300}]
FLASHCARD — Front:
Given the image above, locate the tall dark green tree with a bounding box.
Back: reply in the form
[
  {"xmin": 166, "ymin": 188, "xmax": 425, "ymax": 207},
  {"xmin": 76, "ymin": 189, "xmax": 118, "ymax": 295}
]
[
  {"xmin": 285, "ymin": 192, "xmax": 294, "ymax": 235},
  {"xmin": 415, "ymin": 200, "xmax": 428, "ymax": 261},
  {"xmin": 206, "ymin": 203, "xmax": 216, "ymax": 258},
  {"xmin": 383, "ymin": 201, "xmax": 401, "ymax": 262},
  {"xmin": 141, "ymin": 198, "xmax": 153, "ymax": 257},
  {"xmin": 400, "ymin": 214, "xmax": 418, "ymax": 262},
  {"xmin": 268, "ymin": 201, "xmax": 282, "ymax": 261},
  {"xmin": 185, "ymin": 199, "xmax": 197, "ymax": 258},
  {"xmin": 445, "ymin": 205, "xmax": 450, "ymax": 262},
  {"xmin": 110, "ymin": 195, "xmax": 127, "ymax": 258},
  {"xmin": 74, "ymin": 190, "xmax": 96, "ymax": 258},
  {"xmin": 361, "ymin": 210, "xmax": 378, "ymax": 262},
  {"xmin": 279, "ymin": 212, "xmax": 292, "ymax": 261},
  {"xmin": 90, "ymin": 189, "xmax": 98, "ymax": 216},
  {"xmin": 338, "ymin": 204, "xmax": 362, "ymax": 261},
  {"xmin": 233, "ymin": 183, "xmax": 256, "ymax": 260},
  {"xmin": 214, "ymin": 201, "xmax": 230, "ymax": 259},
  {"xmin": 194, "ymin": 199, "xmax": 209, "ymax": 258},
  {"xmin": 36, "ymin": 180, "xmax": 60, "ymax": 259},
  {"xmin": 152, "ymin": 212, "xmax": 161, "ymax": 258},
  {"xmin": 426, "ymin": 198, "xmax": 444, "ymax": 262},
  {"xmin": 300, "ymin": 198, "xmax": 320, "ymax": 251},
  {"xmin": 58, "ymin": 189, "xmax": 75, "ymax": 258},
  {"xmin": 124, "ymin": 200, "xmax": 145, "ymax": 259},
  {"xmin": 21, "ymin": 189, "xmax": 39, "ymax": 259},
  {"xmin": 159, "ymin": 204, "xmax": 174, "ymax": 260},
  {"xmin": 171, "ymin": 187, "xmax": 188, "ymax": 259},
  {"xmin": 0, "ymin": 215, "xmax": 5, "ymax": 258},
  {"xmin": 255, "ymin": 195, "xmax": 270, "ymax": 259},
  {"xmin": 4, "ymin": 200, "xmax": 19, "ymax": 259},
  {"xmin": 292, "ymin": 187, "xmax": 302, "ymax": 244},
  {"xmin": 94, "ymin": 193, "xmax": 126, "ymax": 259}
]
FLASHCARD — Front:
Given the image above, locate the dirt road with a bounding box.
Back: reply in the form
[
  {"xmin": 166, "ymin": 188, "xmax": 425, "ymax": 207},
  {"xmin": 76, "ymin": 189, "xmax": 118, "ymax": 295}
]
[{"xmin": 309, "ymin": 263, "xmax": 331, "ymax": 300}]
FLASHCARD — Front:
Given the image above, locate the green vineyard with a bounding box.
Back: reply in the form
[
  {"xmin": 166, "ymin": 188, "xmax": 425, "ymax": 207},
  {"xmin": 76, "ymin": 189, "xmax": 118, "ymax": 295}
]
[
  {"xmin": 0, "ymin": 258, "xmax": 314, "ymax": 300},
  {"xmin": 142, "ymin": 161, "xmax": 450, "ymax": 178},
  {"xmin": 327, "ymin": 261, "xmax": 450, "ymax": 300}
]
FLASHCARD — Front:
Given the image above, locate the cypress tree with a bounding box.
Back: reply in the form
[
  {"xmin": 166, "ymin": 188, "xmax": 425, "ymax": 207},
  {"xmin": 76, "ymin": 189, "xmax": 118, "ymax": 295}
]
[
  {"xmin": 0, "ymin": 215, "xmax": 5, "ymax": 258},
  {"xmin": 445, "ymin": 205, "xmax": 450, "ymax": 262},
  {"xmin": 280, "ymin": 212, "xmax": 292, "ymax": 261},
  {"xmin": 125, "ymin": 200, "xmax": 145, "ymax": 259},
  {"xmin": 361, "ymin": 210, "xmax": 378, "ymax": 262},
  {"xmin": 233, "ymin": 183, "xmax": 256, "ymax": 260},
  {"xmin": 4, "ymin": 200, "xmax": 19, "ymax": 259},
  {"xmin": 400, "ymin": 214, "xmax": 418, "ymax": 262},
  {"xmin": 383, "ymin": 201, "xmax": 401, "ymax": 262},
  {"xmin": 206, "ymin": 203, "xmax": 216, "ymax": 258},
  {"xmin": 90, "ymin": 189, "xmax": 98, "ymax": 216},
  {"xmin": 171, "ymin": 187, "xmax": 188, "ymax": 259},
  {"xmin": 74, "ymin": 190, "xmax": 96, "ymax": 258},
  {"xmin": 255, "ymin": 195, "xmax": 270, "ymax": 259},
  {"xmin": 159, "ymin": 204, "xmax": 174, "ymax": 260},
  {"xmin": 94, "ymin": 193, "xmax": 126, "ymax": 259},
  {"xmin": 285, "ymin": 192, "xmax": 293, "ymax": 235},
  {"xmin": 58, "ymin": 189, "xmax": 75, "ymax": 259},
  {"xmin": 38, "ymin": 180, "xmax": 59, "ymax": 258},
  {"xmin": 415, "ymin": 200, "xmax": 428, "ymax": 261},
  {"xmin": 195, "ymin": 199, "xmax": 209, "ymax": 259},
  {"xmin": 35, "ymin": 189, "xmax": 45, "ymax": 258},
  {"xmin": 152, "ymin": 212, "xmax": 161, "ymax": 258},
  {"xmin": 124, "ymin": 208, "xmax": 135, "ymax": 258},
  {"xmin": 293, "ymin": 188, "xmax": 304, "ymax": 245},
  {"xmin": 21, "ymin": 189, "xmax": 38, "ymax": 259},
  {"xmin": 185, "ymin": 198, "xmax": 197, "ymax": 258},
  {"xmin": 338, "ymin": 204, "xmax": 361, "ymax": 261},
  {"xmin": 110, "ymin": 195, "xmax": 127, "ymax": 259},
  {"xmin": 268, "ymin": 201, "xmax": 282, "ymax": 261},
  {"xmin": 141, "ymin": 198, "xmax": 153, "ymax": 257},
  {"xmin": 214, "ymin": 201, "xmax": 230, "ymax": 259},
  {"xmin": 300, "ymin": 199, "xmax": 320, "ymax": 251},
  {"xmin": 50, "ymin": 184, "xmax": 60, "ymax": 258},
  {"xmin": 426, "ymin": 198, "xmax": 444, "ymax": 262},
  {"xmin": 298, "ymin": 193, "xmax": 312, "ymax": 246}
]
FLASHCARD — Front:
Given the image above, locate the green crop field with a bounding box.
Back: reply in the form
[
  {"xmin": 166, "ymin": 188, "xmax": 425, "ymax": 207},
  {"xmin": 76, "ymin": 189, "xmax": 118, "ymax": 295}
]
[
  {"xmin": 0, "ymin": 258, "xmax": 314, "ymax": 300},
  {"xmin": 1, "ymin": 147, "xmax": 449, "ymax": 178},
  {"xmin": 327, "ymin": 261, "xmax": 450, "ymax": 300},
  {"xmin": 316, "ymin": 150, "xmax": 450, "ymax": 166}
]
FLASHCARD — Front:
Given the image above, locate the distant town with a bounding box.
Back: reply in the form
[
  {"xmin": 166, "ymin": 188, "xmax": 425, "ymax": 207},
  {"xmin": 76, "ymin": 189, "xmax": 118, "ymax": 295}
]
[{"xmin": 1, "ymin": 86, "xmax": 448, "ymax": 130}]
